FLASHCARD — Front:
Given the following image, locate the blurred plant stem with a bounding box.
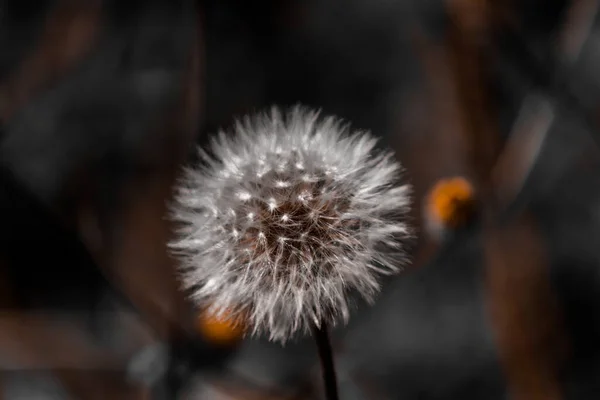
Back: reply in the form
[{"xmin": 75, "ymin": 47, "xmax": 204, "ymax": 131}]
[
  {"xmin": 483, "ymin": 215, "xmax": 566, "ymax": 400},
  {"xmin": 445, "ymin": 0, "xmax": 569, "ymax": 399}
]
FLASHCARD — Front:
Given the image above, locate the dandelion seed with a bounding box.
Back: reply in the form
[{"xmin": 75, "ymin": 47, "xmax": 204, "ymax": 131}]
[{"xmin": 238, "ymin": 191, "xmax": 251, "ymax": 201}]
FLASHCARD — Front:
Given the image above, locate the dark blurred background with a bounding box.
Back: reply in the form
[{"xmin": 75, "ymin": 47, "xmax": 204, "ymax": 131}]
[{"xmin": 1, "ymin": 0, "xmax": 600, "ymax": 398}]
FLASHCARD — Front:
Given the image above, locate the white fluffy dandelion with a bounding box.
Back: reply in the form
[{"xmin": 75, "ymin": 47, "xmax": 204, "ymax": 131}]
[{"xmin": 170, "ymin": 106, "xmax": 412, "ymax": 343}]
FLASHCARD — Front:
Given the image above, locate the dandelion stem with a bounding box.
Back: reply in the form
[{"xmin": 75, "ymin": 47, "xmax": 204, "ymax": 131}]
[{"xmin": 311, "ymin": 321, "xmax": 339, "ymax": 400}]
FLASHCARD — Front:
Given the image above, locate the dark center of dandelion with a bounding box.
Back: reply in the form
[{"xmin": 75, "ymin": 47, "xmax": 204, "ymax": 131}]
[{"xmin": 223, "ymin": 153, "xmax": 360, "ymax": 283}]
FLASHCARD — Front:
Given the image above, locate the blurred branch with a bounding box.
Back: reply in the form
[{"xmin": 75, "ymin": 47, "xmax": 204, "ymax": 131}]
[
  {"xmin": 50, "ymin": 371, "xmax": 150, "ymax": 400},
  {"xmin": 0, "ymin": 312, "xmax": 126, "ymax": 370},
  {"xmin": 94, "ymin": 31, "xmax": 203, "ymax": 347},
  {"xmin": 495, "ymin": 0, "xmax": 600, "ymax": 150},
  {"xmin": 443, "ymin": 1, "xmax": 572, "ymax": 399},
  {"xmin": 556, "ymin": 0, "xmax": 599, "ymax": 65},
  {"xmin": 479, "ymin": 7, "xmax": 600, "ymax": 396},
  {"xmin": 401, "ymin": 25, "xmax": 472, "ymax": 255},
  {"xmin": 79, "ymin": 0, "xmax": 203, "ymax": 346},
  {"xmin": 0, "ymin": 0, "xmax": 103, "ymax": 121},
  {"xmin": 445, "ymin": 0, "xmax": 501, "ymax": 189},
  {"xmin": 0, "ymin": 164, "xmax": 156, "ymax": 397},
  {"xmin": 483, "ymin": 216, "xmax": 567, "ymax": 400},
  {"xmin": 490, "ymin": 0, "xmax": 599, "ymax": 212},
  {"xmin": 490, "ymin": 95, "xmax": 553, "ymax": 212}
]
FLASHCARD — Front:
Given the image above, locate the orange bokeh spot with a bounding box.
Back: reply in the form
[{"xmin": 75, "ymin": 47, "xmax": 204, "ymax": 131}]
[
  {"xmin": 196, "ymin": 308, "xmax": 246, "ymax": 346},
  {"xmin": 427, "ymin": 177, "xmax": 476, "ymax": 228}
]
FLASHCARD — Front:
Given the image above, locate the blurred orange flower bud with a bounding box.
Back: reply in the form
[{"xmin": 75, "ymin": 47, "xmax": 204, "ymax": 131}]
[
  {"xmin": 196, "ymin": 307, "xmax": 246, "ymax": 346},
  {"xmin": 426, "ymin": 176, "xmax": 476, "ymax": 230}
]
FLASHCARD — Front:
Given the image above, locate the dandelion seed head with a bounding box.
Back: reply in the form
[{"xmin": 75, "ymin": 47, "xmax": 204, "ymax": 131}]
[{"xmin": 170, "ymin": 106, "xmax": 412, "ymax": 343}]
